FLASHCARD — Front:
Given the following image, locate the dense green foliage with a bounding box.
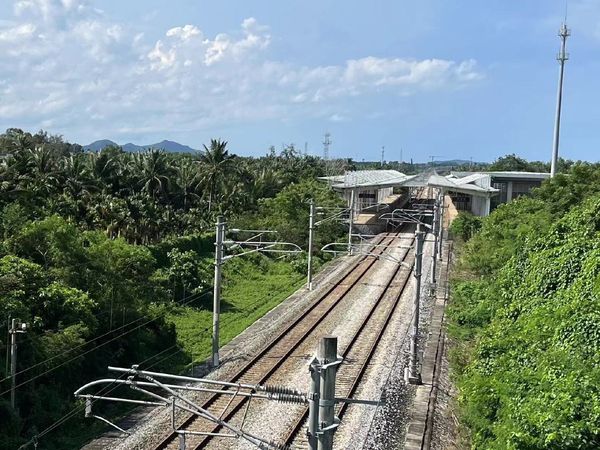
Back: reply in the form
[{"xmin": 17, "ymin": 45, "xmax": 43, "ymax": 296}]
[
  {"xmin": 0, "ymin": 128, "xmax": 345, "ymax": 449},
  {"xmin": 448, "ymin": 163, "xmax": 600, "ymax": 449},
  {"xmin": 449, "ymin": 212, "xmax": 483, "ymax": 242}
]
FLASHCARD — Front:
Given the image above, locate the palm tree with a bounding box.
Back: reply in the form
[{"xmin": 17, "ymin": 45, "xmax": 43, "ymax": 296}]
[
  {"xmin": 131, "ymin": 149, "xmax": 172, "ymax": 201},
  {"xmin": 172, "ymin": 159, "xmax": 201, "ymax": 210},
  {"xmin": 61, "ymin": 154, "xmax": 98, "ymax": 198},
  {"xmin": 198, "ymin": 139, "xmax": 236, "ymax": 213},
  {"xmin": 25, "ymin": 145, "xmax": 60, "ymax": 198}
]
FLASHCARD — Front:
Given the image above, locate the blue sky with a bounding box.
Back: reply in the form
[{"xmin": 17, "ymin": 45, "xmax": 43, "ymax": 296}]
[{"xmin": 0, "ymin": 0, "xmax": 598, "ymax": 162}]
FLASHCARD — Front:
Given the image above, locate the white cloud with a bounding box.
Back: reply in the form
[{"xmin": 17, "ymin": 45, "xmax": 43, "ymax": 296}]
[
  {"xmin": 329, "ymin": 113, "xmax": 349, "ymax": 122},
  {"xmin": 0, "ymin": 23, "xmax": 37, "ymax": 42},
  {"xmin": 166, "ymin": 24, "xmax": 201, "ymax": 41},
  {"xmin": 0, "ymin": 1, "xmax": 482, "ymax": 141}
]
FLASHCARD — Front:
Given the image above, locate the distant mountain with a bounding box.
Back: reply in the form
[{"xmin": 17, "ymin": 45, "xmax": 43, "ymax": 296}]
[
  {"xmin": 83, "ymin": 139, "xmax": 197, "ymax": 153},
  {"xmin": 84, "ymin": 139, "xmax": 119, "ymax": 152},
  {"xmin": 433, "ymin": 159, "xmax": 484, "ymax": 166}
]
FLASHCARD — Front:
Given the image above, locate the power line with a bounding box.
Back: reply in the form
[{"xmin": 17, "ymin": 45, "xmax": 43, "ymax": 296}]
[
  {"xmin": 13, "ymin": 296, "xmax": 272, "ymax": 449},
  {"xmin": 17, "ymin": 340, "xmax": 187, "ymax": 450},
  {"xmin": 0, "ymin": 287, "xmax": 212, "ymax": 384},
  {"xmin": 0, "ymin": 288, "xmax": 212, "ymax": 396},
  {"xmin": 11, "ymin": 275, "xmax": 305, "ymax": 448},
  {"xmin": 2, "ymin": 274, "xmax": 304, "ymax": 397}
]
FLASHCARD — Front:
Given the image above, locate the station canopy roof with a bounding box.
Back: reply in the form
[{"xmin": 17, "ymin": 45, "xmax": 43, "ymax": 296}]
[
  {"xmin": 404, "ymin": 170, "xmax": 499, "ymax": 197},
  {"xmin": 319, "ymin": 170, "xmax": 415, "ymax": 190},
  {"xmin": 319, "ymin": 169, "xmax": 523, "ymax": 198},
  {"xmin": 428, "ymin": 173, "xmax": 499, "ymax": 197},
  {"xmin": 451, "ymin": 171, "xmax": 551, "ymax": 181}
]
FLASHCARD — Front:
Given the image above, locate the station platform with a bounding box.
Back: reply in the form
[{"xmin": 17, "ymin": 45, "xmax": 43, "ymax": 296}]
[{"xmin": 354, "ymin": 193, "xmax": 409, "ymax": 234}]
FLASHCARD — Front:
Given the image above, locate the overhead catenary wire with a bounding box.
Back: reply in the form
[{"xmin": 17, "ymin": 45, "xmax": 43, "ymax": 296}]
[
  {"xmin": 3, "ymin": 246, "xmax": 305, "ymax": 386},
  {"xmin": 16, "ymin": 339, "xmax": 187, "ymax": 450},
  {"xmin": 2, "ymin": 273, "xmax": 303, "ymax": 395},
  {"xmin": 14, "ymin": 290, "xmax": 293, "ymax": 450},
  {"xmin": 11, "ymin": 268, "xmax": 305, "ymax": 448}
]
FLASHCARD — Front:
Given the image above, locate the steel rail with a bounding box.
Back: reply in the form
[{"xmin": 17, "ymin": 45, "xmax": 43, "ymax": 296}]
[
  {"xmin": 186, "ymin": 231, "xmax": 410, "ymax": 450},
  {"xmin": 281, "ymin": 234, "xmax": 416, "ymax": 447},
  {"xmin": 151, "ymin": 229, "xmax": 408, "ymax": 450}
]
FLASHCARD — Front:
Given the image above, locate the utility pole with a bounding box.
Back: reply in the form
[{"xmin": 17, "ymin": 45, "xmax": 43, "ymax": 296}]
[
  {"xmin": 212, "ymin": 216, "xmax": 225, "ymax": 367},
  {"xmin": 9, "ymin": 318, "xmax": 27, "ymax": 410},
  {"xmin": 381, "ymin": 146, "xmax": 385, "ymax": 168},
  {"xmin": 307, "ymin": 357, "xmax": 321, "ymax": 450},
  {"xmin": 307, "ymin": 199, "xmax": 315, "ymax": 290},
  {"xmin": 348, "ymin": 190, "xmax": 355, "ymax": 256},
  {"xmin": 551, "ymin": 23, "xmax": 570, "ymax": 177},
  {"xmin": 318, "ymin": 336, "xmax": 338, "ymax": 450},
  {"xmin": 431, "ymin": 198, "xmax": 439, "ymax": 284},
  {"xmin": 438, "ymin": 191, "xmax": 444, "ymax": 261},
  {"xmin": 406, "ymin": 226, "xmax": 424, "ymax": 385}
]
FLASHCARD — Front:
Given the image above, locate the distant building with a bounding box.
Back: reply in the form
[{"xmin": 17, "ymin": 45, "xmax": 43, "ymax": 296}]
[
  {"xmin": 319, "ymin": 169, "xmax": 550, "ymax": 220},
  {"xmin": 448, "ymin": 171, "xmax": 550, "ymax": 215},
  {"xmin": 319, "ymin": 170, "xmax": 413, "ymax": 215}
]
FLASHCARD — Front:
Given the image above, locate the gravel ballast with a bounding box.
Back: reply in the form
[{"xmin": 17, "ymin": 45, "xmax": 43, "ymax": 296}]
[{"xmin": 84, "ymin": 231, "xmax": 443, "ymax": 450}]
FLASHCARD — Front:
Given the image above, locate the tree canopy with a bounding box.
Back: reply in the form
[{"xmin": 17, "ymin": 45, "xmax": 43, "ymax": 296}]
[{"xmin": 449, "ymin": 162, "xmax": 600, "ymax": 449}]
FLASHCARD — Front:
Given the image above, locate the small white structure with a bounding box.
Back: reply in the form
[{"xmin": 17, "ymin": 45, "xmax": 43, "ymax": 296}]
[
  {"xmin": 450, "ymin": 171, "xmax": 550, "ymax": 207},
  {"xmin": 427, "ymin": 173, "xmax": 498, "ymax": 216},
  {"xmin": 319, "ymin": 170, "xmax": 414, "ymax": 214}
]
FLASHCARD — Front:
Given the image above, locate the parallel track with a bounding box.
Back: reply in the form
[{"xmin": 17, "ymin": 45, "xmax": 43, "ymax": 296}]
[
  {"xmin": 282, "ymin": 236, "xmax": 416, "ymax": 448},
  {"xmin": 152, "ymin": 230, "xmax": 409, "ymax": 450}
]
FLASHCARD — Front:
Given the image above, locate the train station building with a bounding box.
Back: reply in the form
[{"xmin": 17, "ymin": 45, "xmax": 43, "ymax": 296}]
[
  {"xmin": 320, "ymin": 169, "xmax": 550, "ymax": 220},
  {"xmin": 319, "ymin": 170, "xmax": 413, "ymax": 214},
  {"xmin": 449, "ymin": 171, "xmax": 550, "ymax": 212}
]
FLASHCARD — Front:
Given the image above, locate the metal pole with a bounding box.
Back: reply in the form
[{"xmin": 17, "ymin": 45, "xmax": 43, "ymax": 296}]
[
  {"xmin": 318, "ymin": 336, "xmax": 338, "ymax": 450},
  {"xmin": 406, "ymin": 227, "xmax": 424, "ymax": 385},
  {"xmin": 307, "ymin": 357, "xmax": 321, "ymax": 450},
  {"xmin": 438, "ymin": 191, "xmax": 444, "ymax": 261},
  {"xmin": 431, "ymin": 198, "xmax": 439, "ymax": 284},
  {"xmin": 348, "ymin": 190, "xmax": 355, "ymax": 256},
  {"xmin": 212, "ymin": 216, "xmax": 225, "ymax": 367},
  {"xmin": 551, "ymin": 23, "xmax": 570, "ymax": 178},
  {"xmin": 307, "ymin": 199, "xmax": 315, "ymax": 290},
  {"xmin": 10, "ymin": 318, "xmax": 17, "ymax": 410},
  {"xmin": 9, "ymin": 318, "xmax": 26, "ymax": 410}
]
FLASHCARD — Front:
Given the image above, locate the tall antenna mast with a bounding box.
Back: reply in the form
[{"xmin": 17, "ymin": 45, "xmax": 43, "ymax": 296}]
[
  {"xmin": 550, "ymin": 22, "xmax": 570, "ymax": 177},
  {"xmin": 323, "ymin": 132, "xmax": 331, "ymax": 161},
  {"xmin": 323, "ymin": 132, "xmax": 332, "ymax": 178},
  {"xmin": 381, "ymin": 146, "xmax": 385, "ymax": 168}
]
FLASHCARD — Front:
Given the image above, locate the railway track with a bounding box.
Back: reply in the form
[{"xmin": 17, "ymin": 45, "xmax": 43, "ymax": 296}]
[
  {"xmin": 151, "ymin": 230, "xmax": 411, "ymax": 450},
  {"xmin": 282, "ymin": 236, "xmax": 416, "ymax": 448}
]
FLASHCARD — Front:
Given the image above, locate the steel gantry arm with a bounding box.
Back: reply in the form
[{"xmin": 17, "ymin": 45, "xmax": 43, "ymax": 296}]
[
  {"xmin": 75, "ymin": 366, "xmax": 308, "ymax": 449},
  {"xmin": 74, "ymin": 364, "xmax": 381, "ymax": 450},
  {"xmin": 379, "ymin": 208, "xmax": 434, "ymax": 230},
  {"xmin": 306, "ymin": 203, "xmax": 350, "ymax": 290},
  {"xmin": 212, "ymin": 217, "xmax": 303, "ymax": 367}
]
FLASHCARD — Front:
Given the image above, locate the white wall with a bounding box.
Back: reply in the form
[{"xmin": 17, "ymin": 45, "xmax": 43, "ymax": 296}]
[
  {"xmin": 471, "ymin": 196, "xmax": 491, "ymax": 217},
  {"xmin": 377, "ymin": 187, "xmax": 393, "ymax": 202}
]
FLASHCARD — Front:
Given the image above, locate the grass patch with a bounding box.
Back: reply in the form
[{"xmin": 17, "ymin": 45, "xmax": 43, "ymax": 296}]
[{"xmin": 166, "ymin": 255, "xmax": 305, "ymax": 366}]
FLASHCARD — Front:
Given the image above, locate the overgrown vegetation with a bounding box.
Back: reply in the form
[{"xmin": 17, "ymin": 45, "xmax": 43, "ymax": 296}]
[
  {"xmin": 448, "ymin": 162, "xmax": 600, "ymax": 449},
  {"xmin": 0, "ymin": 128, "xmax": 345, "ymax": 449},
  {"xmin": 449, "ymin": 212, "xmax": 482, "ymax": 242}
]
